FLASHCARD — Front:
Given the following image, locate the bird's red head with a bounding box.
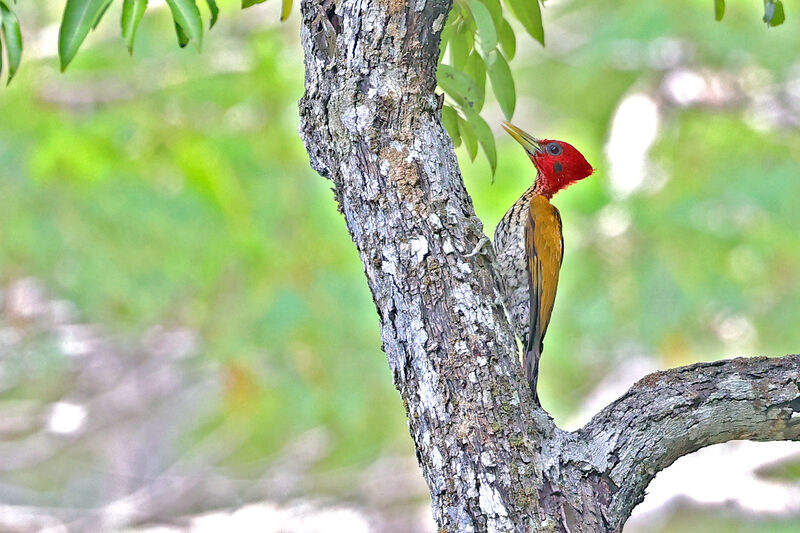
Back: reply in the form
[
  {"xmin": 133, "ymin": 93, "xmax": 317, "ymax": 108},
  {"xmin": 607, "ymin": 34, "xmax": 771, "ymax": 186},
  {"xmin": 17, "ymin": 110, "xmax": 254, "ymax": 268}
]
[{"xmin": 502, "ymin": 122, "xmax": 594, "ymax": 199}]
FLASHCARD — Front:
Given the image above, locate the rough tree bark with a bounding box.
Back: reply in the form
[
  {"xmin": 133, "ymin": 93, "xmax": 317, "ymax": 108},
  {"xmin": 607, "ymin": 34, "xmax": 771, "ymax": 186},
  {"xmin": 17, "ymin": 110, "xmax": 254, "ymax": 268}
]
[{"xmin": 296, "ymin": 0, "xmax": 800, "ymax": 530}]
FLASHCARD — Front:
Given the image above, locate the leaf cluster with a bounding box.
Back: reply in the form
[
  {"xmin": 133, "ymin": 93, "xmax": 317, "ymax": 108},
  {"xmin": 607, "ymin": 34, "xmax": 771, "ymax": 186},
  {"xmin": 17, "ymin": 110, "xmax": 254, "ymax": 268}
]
[
  {"xmin": 437, "ymin": 0, "xmax": 543, "ymax": 175},
  {"xmin": 0, "ymin": 0, "xmax": 290, "ymax": 83}
]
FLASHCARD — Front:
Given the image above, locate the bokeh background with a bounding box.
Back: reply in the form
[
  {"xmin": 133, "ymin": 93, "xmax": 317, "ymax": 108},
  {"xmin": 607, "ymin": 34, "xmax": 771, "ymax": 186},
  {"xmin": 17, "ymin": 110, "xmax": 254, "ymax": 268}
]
[{"xmin": 1, "ymin": 0, "xmax": 800, "ymax": 531}]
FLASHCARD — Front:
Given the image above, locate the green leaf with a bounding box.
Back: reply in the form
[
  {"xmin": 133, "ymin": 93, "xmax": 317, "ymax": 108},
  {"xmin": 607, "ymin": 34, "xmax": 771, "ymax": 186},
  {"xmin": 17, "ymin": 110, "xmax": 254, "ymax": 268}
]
[
  {"xmin": 441, "ymin": 104, "xmax": 459, "ymax": 138},
  {"xmin": 174, "ymin": 20, "xmax": 190, "ymax": 47},
  {"xmin": 458, "ymin": 116, "xmax": 478, "ymax": 161},
  {"xmin": 0, "ymin": 1, "xmax": 22, "ymax": 83},
  {"xmin": 479, "ymin": 0, "xmax": 502, "ymax": 25},
  {"xmin": 92, "ymin": 1, "xmax": 113, "ymax": 29},
  {"xmin": 486, "ymin": 50, "xmax": 515, "ymax": 119},
  {"xmin": 772, "ymin": 1, "xmax": 786, "ymax": 25},
  {"xmin": 714, "ymin": 0, "xmax": 725, "ymax": 21},
  {"xmin": 242, "ymin": 0, "xmax": 266, "ymax": 7},
  {"xmin": 461, "ymin": 19, "xmax": 475, "ymax": 51},
  {"xmin": 465, "ymin": 0, "xmax": 497, "ymax": 55},
  {"xmin": 206, "ymin": 0, "xmax": 219, "ymax": 28},
  {"xmin": 280, "ymin": 0, "xmax": 292, "ymax": 21},
  {"xmin": 121, "ymin": 0, "xmax": 148, "ymax": 54},
  {"xmin": 438, "ymin": 20, "xmax": 452, "ymax": 63},
  {"xmin": 448, "ymin": 25, "xmax": 471, "ymax": 70},
  {"xmin": 438, "ymin": 63, "xmax": 483, "ymax": 112},
  {"xmin": 505, "ymin": 0, "xmax": 544, "ymax": 45},
  {"xmin": 464, "ymin": 52, "xmax": 486, "ymax": 109},
  {"xmin": 764, "ymin": 0, "xmax": 785, "ymax": 26},
  {"xmin": 165, "ymin": 0, "xmax": 203, "ymax": 49},
  {"xmin": 441, "ymin": 105, "xmax": 461, "ymax": 148},
  {"xmin": 58, "ymin": 0, "xmax": 114, "ymax": 71},
  {"xmin": 463, "ymin": 106, "xmax": 497, "ymax": 175},
  {"xmin": 498, "ymin": 18, "xmax": 515, "ymax": 60}
]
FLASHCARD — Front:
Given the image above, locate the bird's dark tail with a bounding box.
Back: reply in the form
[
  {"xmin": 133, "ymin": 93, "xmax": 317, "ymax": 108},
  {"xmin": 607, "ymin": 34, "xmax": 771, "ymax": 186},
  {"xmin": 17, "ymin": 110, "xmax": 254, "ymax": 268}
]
[
  {"xmin": 524, "ymin": 280, "xmax": 543, "ymax": 405},
  {"xmin": 524, "ymin": 339, "xmax": 542, "ymax": 406}
]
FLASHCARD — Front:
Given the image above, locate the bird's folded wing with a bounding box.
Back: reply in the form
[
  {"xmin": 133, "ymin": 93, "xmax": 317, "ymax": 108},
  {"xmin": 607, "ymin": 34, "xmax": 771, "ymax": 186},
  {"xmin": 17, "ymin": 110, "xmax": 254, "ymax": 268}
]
[{"xmin": 524, "ymin": 196, "xmax": 564, "ymax": 354}]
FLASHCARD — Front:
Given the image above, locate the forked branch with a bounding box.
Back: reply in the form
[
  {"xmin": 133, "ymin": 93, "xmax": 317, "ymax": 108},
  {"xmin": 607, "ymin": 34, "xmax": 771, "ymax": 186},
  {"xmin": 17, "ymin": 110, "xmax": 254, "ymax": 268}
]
[{"xmin": 574, "ymin": 355, "xmax": 800, "ymax": 530}]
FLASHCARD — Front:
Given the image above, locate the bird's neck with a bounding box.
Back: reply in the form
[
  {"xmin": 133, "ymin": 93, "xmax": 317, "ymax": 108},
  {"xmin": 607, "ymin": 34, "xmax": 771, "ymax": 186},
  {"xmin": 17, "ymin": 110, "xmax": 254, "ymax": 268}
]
[{"xmin": 531, "ymin": 179, "xmax": 553, "ymax": 200}]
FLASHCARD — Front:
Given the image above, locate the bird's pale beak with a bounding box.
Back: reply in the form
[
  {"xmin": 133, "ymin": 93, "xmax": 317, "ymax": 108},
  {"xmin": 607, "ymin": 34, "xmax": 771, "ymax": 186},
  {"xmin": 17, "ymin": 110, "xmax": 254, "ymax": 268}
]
[{"xmin": 501, "ymin": 121, "xmax": 542, "ymax": 155}]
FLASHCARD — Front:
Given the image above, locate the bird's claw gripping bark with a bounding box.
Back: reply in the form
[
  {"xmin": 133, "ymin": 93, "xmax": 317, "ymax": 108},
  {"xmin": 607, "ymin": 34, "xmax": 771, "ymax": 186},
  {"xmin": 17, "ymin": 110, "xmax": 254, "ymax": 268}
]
[{"xmin": 465, "ymin": 236, "xmax": 490, "ymax": 258}]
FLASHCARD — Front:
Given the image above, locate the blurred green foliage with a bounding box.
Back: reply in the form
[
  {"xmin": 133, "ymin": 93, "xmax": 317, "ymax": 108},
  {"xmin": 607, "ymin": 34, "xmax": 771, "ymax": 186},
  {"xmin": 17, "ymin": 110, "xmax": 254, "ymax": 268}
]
[
  {"xmin": 1, "ymin": 3, "xmax": 411, "ymax": 471},
  {"xmin": 0, "ymin": 0, "xmax": 799, "ymax": 528}
]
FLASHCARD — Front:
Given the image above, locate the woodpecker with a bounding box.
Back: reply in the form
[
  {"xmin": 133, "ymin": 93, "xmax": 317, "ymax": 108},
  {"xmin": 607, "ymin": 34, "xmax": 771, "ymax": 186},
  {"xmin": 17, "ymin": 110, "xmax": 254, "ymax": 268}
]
[{"xmin": 493, "ymin": 122, "xmax": 594, "ymax": 403}]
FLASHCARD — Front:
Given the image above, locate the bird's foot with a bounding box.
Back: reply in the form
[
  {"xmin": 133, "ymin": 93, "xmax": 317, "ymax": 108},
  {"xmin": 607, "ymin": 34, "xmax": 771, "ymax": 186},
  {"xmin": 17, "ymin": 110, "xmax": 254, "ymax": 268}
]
[{"xmin": 464, "ymin": 236, "xmax": 490, "ymax": 258}]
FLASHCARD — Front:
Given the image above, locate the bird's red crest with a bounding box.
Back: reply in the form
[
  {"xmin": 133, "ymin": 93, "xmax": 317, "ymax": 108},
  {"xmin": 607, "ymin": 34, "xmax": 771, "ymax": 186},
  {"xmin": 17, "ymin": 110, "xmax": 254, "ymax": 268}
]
[{"xmin": 531, "ymin": 139, "xmax": 594, "ymax": 198}]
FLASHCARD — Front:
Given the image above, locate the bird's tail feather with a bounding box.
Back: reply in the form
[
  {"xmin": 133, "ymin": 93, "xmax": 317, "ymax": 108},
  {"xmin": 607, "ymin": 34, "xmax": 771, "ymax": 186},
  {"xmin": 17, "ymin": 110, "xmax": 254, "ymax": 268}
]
[{"xmin": 524, "ymin": 341, "xmax": 541, "ymax": 406}]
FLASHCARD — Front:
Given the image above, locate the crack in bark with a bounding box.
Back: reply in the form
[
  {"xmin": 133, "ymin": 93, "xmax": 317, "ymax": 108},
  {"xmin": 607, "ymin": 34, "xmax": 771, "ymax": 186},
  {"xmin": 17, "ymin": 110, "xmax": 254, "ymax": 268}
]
[{"xmin": 297, "ymin": 0, "xmax": 800, "ymax": 530}]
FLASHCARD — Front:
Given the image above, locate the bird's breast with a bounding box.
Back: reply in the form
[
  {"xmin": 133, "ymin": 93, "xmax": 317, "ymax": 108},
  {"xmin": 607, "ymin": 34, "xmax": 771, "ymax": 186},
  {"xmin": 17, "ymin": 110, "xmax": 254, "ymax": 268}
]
[{"xmin": 493, "ymin": 188, "xmax": 536, "ymax": 341}]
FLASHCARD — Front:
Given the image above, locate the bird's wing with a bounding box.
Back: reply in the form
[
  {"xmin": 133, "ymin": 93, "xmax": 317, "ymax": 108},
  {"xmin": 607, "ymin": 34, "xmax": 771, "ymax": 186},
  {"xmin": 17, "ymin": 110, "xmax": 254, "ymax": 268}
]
[
  {"xmin": 523, "ymin": 196, "xmax": 564, "ymax": 398},
  {"xmin": 537, "ymin": 204, "xmax": 563, "ymax": 344}
]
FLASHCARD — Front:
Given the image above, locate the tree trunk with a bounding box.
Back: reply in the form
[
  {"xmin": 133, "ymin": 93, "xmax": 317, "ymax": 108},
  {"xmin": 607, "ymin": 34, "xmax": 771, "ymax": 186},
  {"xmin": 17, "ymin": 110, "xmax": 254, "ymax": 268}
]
[{"xmin": 296, "ymin": 0, "xmax": 800, "ymax": 530}]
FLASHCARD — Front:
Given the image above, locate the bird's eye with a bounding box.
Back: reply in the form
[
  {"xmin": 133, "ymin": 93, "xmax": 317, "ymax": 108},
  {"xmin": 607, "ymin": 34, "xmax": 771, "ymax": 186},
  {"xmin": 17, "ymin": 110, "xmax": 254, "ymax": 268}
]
[{"xmin": 546, "ymin": 142, "xmax": 562, "ymax": 156}]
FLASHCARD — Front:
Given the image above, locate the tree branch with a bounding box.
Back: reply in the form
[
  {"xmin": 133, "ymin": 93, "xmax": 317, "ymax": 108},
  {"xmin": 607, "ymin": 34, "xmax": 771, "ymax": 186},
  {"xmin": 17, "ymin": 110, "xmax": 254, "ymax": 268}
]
[
  {"xmin": 296, "ymin": 0, "xmax": 800, "ymax": 531},
  {"xmin": 577, "ymin": 354, "xmax": 800, "ymax": 530}
]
